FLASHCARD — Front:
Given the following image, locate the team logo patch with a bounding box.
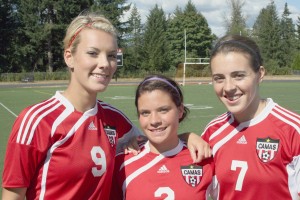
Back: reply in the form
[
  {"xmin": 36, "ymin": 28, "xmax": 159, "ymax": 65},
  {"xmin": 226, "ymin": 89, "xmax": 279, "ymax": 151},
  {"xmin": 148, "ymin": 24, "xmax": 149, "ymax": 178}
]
[
  {"xmin": 104, "ymin": 126, "xmax": 116, "ymax": 147},
  {"xmin": 181, "ymin": 165, "xmax": 202, "ymax": 187},
  {"xmin": 256, "ymin": 137, "xmax": 279, "ymax": 163}
]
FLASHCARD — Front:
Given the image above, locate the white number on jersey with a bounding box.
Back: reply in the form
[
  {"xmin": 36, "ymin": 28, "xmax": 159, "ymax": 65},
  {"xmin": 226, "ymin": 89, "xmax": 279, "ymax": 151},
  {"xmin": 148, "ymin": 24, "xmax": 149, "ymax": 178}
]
[
  {"xmin": 155, "ymin": 187, "xmax": 175, "ymax": 200},
  {"xmin": 231, "ymin": 160, "xmax": 248, "ymax": 191},
  {"xmin": 91, "ymin": 146, "xmax": 107, "ymax": 177}
]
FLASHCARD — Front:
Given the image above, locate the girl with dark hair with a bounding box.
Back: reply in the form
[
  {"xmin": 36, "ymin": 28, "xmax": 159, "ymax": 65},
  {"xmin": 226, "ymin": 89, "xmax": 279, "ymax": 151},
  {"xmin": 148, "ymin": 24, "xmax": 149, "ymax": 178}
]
[
  {"xmin": 111, "ymin": 75, "xmax": 214, "ymax": 200},
  {"xmin": 202, "ymin": 35, "xmax": 300, "ymax": 199}
]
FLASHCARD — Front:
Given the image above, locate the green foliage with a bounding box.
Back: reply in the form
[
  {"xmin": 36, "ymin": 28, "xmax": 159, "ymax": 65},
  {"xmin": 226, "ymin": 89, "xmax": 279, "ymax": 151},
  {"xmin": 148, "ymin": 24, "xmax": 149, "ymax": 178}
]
[
  {"xmin": 278, "ymin": 3, "xmax": 296, "ymax": 68},
  {"xmin": 167, "ymin": 0, "xmax": 214, "ymax": 67},
  {"xmin": 141, "ymin": 4, "xmax": 170, "ymax": 72},
  {"xmin": 121, "ymin": 4, "xmax": 144, "ymax": 74},
  {"xmin": 225, "ymin": 0, "xmax": 247, "ymax": 35},
  {"xmin": 253, "ymin": 0, "xmax": 281, "ymax": 65},
  {"xmin": 0, "ymin": 0, "xmax": 19, "ymax": 73},
  {"xmin": 297, "ymin": 17, "xmax": 300, "ymax": 50},
  {"xmin": 0, "ymin": 0, "xmax": 298, "ymax": 77},
  {"xmin": 90, "ymin": 0, "xmax": 131, "ymax": 45},
  {"xmin": 291, "ymin": 53, "xmax": 300, "ymax": 70},
  {"xmin": 0, "ymin": 71, "xmax": 69, "ymax": 82}
]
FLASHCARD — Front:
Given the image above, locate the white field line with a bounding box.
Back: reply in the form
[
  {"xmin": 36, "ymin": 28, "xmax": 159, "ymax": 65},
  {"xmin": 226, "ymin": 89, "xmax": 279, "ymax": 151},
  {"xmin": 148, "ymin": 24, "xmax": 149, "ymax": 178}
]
[
  {"xmin": 34, "ymin": 90, "xmax": 53, "ymax": 95},
  {"xmin": 0, "ymin": 102, "xmax": 18, "ymax": 117}
]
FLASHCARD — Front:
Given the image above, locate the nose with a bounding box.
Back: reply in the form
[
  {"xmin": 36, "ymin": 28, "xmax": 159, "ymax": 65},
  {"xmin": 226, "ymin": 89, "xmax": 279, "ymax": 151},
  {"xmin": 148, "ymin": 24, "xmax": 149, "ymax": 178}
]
[
  {"xmin": 224, "ymin": 78, "xmax": 236, "ymax": 92},
  {"xmin": 149, "ymin": 112, "xmax": 162, "ymax": 127},
  {"xmin": 97, "ymin": 54, "xmax": 110, "ymax": 69}
]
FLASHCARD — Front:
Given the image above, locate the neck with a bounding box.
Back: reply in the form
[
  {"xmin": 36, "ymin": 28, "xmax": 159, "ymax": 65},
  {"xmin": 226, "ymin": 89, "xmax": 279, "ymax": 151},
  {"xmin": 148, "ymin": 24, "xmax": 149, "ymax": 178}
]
[
  {"xmin": 63, "ymin": 87, "xmax": 97, "ymax": 113},
  {"xmin": 149, "ymin": 137, "xmax": 180, "ymax": 154},
  {"xmin": 234, "ymin": 98, "xmax": 267, "ymax": 123}
]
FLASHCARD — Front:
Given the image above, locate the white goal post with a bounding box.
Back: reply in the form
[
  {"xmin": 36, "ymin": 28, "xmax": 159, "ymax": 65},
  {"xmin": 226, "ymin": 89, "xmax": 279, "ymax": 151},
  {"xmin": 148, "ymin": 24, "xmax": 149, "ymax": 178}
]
[
  {"xmin": 182, "ymin": 58, "xmax": 209, "ymax": 86},
  {"xmin": 182, "ymin": 29, "xmax": 210, "ymax": 86}
]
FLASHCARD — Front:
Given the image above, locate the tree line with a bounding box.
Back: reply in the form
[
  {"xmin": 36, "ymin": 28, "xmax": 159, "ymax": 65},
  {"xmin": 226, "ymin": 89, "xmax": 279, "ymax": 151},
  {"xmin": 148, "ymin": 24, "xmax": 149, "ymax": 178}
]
[{"xmin": 0, "ymin": 0, "xmax": 299, "ymax": 78}]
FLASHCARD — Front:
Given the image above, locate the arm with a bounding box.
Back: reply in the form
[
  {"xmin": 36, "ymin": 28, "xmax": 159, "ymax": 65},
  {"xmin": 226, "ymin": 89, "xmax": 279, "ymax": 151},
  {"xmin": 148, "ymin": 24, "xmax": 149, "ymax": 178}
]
[
  {"xmin": 2, "ymin": 187, "xmax": 27, "ymax": 200},
  {"xmin": 116, "ymin": 125, "xmax": 147, "ymax": 155},
  {"xmin": 179, "ymin": 132, "xmax": 211, "ymax": 163},
  {"xmin": 119, "ymin": 135, "xmax": 148, "ymax": 155}
]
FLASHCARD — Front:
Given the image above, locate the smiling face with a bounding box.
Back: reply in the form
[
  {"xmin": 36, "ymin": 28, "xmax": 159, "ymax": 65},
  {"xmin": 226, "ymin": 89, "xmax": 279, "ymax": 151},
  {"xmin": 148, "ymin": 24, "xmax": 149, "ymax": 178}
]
[
  {"xmin": 211, "ymin": 52, "xmax": 265, "ymax": 122},
  {"xmin": 65, "ymin": 29, "xmax": 118, "ymax": 95},
  {"xmin": 137, "ymin": 89, "xmax": 184, "ymax": 153}
]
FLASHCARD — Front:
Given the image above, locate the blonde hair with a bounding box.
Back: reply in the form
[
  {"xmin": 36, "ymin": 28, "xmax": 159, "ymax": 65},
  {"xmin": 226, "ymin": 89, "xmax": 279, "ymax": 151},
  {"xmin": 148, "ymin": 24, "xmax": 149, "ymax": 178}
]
[{"xmin": 63, "ymin": 12, "xmax": 118, "ymax": 53}]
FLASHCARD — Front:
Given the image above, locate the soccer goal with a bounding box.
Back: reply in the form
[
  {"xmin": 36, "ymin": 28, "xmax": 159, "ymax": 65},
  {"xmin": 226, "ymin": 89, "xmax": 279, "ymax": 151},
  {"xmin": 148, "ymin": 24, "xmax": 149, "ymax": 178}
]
[
  {"xmin": 182, "ymin": 58, "xmax": 209, "ymax": 86},
  {"xmin": 182, "ymin": 29, "xmax": 210, "ymax": 86}
]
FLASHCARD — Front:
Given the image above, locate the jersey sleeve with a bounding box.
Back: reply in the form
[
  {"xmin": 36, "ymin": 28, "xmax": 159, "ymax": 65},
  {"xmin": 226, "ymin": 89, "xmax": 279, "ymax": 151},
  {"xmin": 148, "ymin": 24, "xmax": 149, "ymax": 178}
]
[
  {"xmin": 110, "ymin": 153, "xmax": 126, "ymax": 200},
  {"xmin": 2, "ymin": 109, "xmax": 49, "ymax": 187},
  {"xmin": 116, "ymin": 124, "xmax": 143, "ymax": 153},
  {"xmin": 290, "ymin": 128, "xmax": 300, "ymax": 196}
]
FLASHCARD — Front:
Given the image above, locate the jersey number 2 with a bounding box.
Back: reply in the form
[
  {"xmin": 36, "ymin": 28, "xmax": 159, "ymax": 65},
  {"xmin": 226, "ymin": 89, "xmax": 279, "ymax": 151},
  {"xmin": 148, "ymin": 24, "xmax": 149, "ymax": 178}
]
[
  {"xmin": 155, "ymin": 187, "xmax": 174, "ymax": 200},
  {"xmin": 91, "ymin": 146, "xmax": 107, "ymax": 177},
  {"xmin": 231, "ymin": 160, "xmax": 248, "ymax": 191}
]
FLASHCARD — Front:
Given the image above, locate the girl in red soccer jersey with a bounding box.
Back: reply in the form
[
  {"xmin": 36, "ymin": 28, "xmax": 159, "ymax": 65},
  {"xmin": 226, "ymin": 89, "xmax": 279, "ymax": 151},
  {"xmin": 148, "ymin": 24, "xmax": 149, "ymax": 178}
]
[
  {"xmin": 202, "ymin": 35, "xmax": 300, "ymax": 199},
  {"xmin": 2, "ymin": 12, "xmax": 209, "ymax": 200},
  {"xmin": 111, "ymin": 75, "xmax": 215, "ymax": 200}
]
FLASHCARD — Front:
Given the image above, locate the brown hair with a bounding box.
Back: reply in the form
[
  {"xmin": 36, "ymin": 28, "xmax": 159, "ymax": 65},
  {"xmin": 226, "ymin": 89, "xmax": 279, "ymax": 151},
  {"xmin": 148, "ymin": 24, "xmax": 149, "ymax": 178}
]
[
  {"xmin": 135, "ymin": 75, "xmax": 189, "ymax": 122},
  {"xmin": 210, "ymin": 35, "xmax": 263, "ymax": 72}
]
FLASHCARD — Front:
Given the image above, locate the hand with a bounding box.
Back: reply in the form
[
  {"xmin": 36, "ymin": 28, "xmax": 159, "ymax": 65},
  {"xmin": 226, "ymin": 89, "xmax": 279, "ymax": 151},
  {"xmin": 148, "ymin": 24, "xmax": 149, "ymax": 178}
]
[
  {"xmin": 123, "ymin": 135, "xmax": 148, "ymax": 155},
  {"xmin": 179, "ymin": 132, "xmax": 212, "ymax": 163}
]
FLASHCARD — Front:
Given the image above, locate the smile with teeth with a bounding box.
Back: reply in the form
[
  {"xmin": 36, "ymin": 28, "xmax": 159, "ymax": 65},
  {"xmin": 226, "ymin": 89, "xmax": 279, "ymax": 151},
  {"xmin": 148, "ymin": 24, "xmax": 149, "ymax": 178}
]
[
  {"xmin": 91, "ymin": 73, "xmax": 108, "ymax": 78},
  {"xmin": 149, "ymin": 127, "xmax": 166, "ymax": 132},
  {"xmin": 225, "ymin": 94, "xmax": 242, "ymax": 101}
]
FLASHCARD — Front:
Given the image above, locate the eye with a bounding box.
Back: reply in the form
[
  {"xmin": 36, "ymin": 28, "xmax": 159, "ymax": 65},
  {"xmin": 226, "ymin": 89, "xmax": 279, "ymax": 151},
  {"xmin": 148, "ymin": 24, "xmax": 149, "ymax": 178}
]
[
  {"xmin": 108, "ymin": 53, "xmax": 117, "ymax": 59},
  {"xmin": 213, "ymin": 76, "xmax": 224, "ymax": 83},
  {"xmin": 158, "ymin": 107, "xmax": 170, "ymax": 114},
  {"xmin": 139, "ymin": 111, "xmax": 150, "ymax": 117},
  {"xmin": 234, "ymin": 73, "xmax": 246, "ymax": 80},
  {"xmin": 87, "ymin": 51, "xmax": 98, "ymax": 57}
]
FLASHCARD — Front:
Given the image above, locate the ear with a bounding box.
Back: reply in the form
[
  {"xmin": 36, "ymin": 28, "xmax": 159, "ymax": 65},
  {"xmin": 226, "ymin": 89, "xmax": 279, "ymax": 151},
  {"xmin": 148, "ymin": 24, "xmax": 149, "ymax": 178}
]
[
  {"xmin": 64, "ymin": 49, "xmax": 74, "ymax": 69},
  {"xmin": 178, "ymin": 104, "xmax": 184, "ymax": 120},
  {"xmin": 258, "ymin": 66, "xmax": 265, "ymax": 83}
]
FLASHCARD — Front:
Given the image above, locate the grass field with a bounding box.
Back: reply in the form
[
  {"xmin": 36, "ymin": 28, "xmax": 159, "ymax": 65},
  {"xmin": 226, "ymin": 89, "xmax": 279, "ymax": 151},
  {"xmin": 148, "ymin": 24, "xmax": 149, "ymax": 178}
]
[{"xmin": 0, "ymin": 80, "xmax": 299, "ymax": 195}]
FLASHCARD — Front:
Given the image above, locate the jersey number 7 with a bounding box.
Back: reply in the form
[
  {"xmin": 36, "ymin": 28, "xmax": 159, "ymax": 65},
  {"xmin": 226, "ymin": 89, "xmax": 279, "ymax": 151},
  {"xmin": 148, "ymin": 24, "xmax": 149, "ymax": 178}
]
[{"xmin": 231, "ymin": 160, "xmax": 248, "ymax": 191}]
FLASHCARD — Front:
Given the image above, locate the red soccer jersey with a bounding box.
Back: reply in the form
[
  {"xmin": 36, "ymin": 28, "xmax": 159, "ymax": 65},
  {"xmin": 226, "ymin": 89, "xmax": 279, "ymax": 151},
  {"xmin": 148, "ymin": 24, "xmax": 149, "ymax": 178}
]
[
  {"xmin": 111, "ymin": 140, "xmax": 214, "ymax": 200},
  {"xmin": 202, "ymin": 98, "xmax": 300, "ymax": 200},
  {"xmin": 2, "ymin": 91, "xmax": 140, "ymax": 200}
]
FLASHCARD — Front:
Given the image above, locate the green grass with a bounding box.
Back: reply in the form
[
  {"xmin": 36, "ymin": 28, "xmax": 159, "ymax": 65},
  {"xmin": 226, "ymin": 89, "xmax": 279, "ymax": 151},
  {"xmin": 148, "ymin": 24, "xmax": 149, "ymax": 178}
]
[{"xmin": 0, "ymin": 81, "xmax": 299, "ymax": 195}]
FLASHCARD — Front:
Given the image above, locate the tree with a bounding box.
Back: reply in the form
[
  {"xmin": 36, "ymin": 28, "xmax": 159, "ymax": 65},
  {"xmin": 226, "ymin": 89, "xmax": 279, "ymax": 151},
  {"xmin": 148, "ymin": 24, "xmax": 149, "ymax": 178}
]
[
  {"xmin": 16, "ymin": 0, "xmax": 93, "ymax": 72},
  {"xmin": 121, "ymin": 4, "xmax": 144, "ymax": 75},
  {"xmin": 141, "ymin": 4, "xmax": 169, "ymax": 72},
  {"xmin": 0, "ymin": 0, "xmax": 19, "ymax": 72},
  {"xmin": 91, "ymin": 0, "xmax": 131, "ymax": 47},
  {"xmin": 225, "ymin": 0, "xmax": 247, "ymax": 35},
  {"xmin": 167, "ymin": 0, "xmax": 214, "ymax": 67},
  {"xmin": 278, "ymin": 3, "xmax": 296, "ymax": 68},
  {"xmin": 166, "ymin": 6, "xmax": 184, "ymax": 67},
  {"xmin": 296, "ymin": 16, "xmax": 300, "ymax": 50},
  {"xmin": 253, "ymin": 0, "xmax": 281, "ymax": 70}
]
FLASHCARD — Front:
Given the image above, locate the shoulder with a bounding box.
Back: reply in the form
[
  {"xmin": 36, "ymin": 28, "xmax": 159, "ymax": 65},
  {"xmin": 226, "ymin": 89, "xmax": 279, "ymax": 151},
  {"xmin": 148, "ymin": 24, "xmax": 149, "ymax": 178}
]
[
  {"xmin": 269, "ymin": 101, "xmax": 300, "ymax": 133},
  {"xmin": 115, "ymin": 144, "xmax": 148, "ymax": 169},
  {"xmin": 17, "ymin": 96, "xmax": 60, "ymax": 122},
  {"xmin": 202, "ymin": 112, "xmax": 231, "ymax": 135},
  {"xmin": 97, "ymin": 100, "xmax": 131, "ymax": 120}
]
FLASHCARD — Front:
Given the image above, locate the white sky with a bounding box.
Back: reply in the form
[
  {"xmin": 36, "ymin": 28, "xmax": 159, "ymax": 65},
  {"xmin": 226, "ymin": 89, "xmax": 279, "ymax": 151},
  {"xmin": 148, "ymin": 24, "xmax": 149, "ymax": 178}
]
[{"xmin": 123, "ymin": 0, "xmax": 300, "ymax": 37}]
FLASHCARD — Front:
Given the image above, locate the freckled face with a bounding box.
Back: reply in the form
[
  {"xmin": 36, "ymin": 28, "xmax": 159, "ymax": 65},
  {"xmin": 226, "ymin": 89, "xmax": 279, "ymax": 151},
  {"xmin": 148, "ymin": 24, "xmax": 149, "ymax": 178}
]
[
  {"xmin": 137, "ymin": 90, "xmax": 183, "ymax": 153},
  {"xmin": 66, "ymin": 29, "xmax": 118, "ymax": 94},
  {"xmin": 210, "ymin": 52, "xmax": 263, "ymax": 122}
]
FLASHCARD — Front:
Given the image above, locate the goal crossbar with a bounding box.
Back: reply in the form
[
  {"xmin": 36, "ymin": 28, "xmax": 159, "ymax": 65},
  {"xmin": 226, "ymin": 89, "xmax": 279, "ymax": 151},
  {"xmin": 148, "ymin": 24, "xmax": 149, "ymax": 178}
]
[{"xmin": 182, "ymin": 58, "xmax": 210, "ymax": 86}]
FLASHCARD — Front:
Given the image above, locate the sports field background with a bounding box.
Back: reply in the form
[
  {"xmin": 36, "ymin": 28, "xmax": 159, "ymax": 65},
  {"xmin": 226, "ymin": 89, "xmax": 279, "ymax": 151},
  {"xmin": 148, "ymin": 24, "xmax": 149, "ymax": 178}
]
[{"xmin": 0, "ymin": 78, "xmax": 299, "ymax": 195}]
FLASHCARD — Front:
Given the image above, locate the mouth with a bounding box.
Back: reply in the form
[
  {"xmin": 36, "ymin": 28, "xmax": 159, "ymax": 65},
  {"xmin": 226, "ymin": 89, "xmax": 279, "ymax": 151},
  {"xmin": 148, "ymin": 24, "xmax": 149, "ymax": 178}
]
[
  {"xmin": 224, "ymin": 94, "xmax": 242, "ymax": 102},
  {"xmin": 149, "ymin": 127, "xmax": 167, "ymax": 133},
  {"xmin": 90, "ymin": 73, "xmax": 110, "ymax": 79}
]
